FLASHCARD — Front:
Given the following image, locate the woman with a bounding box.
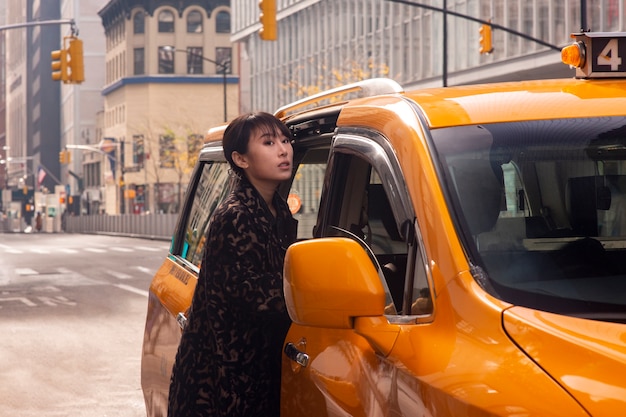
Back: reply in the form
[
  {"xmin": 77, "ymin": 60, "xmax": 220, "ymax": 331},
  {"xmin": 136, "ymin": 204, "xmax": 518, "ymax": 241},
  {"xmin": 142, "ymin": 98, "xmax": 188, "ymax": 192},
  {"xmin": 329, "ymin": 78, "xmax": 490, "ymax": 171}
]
[{"xmin": 168, "ymin": 112, "xmax": 298, "ymax": 417}]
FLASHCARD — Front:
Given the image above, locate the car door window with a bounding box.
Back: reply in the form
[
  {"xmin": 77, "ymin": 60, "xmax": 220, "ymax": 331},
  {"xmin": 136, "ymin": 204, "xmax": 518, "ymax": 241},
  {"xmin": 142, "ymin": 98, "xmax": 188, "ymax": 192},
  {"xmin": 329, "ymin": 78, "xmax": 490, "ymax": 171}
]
[
  {"xmin": 175, "ymin": 146, "xmax": 329, "ymax": 268},
  {"xmin": 287, "ymin": 148, "xmax": 328, "ymax": 239},
  {"xmin": 318, "ymin": 133, "xmax": 434, "ymax": 317},
  {"xmin": 181, "ymin": 160, "xmax": 235, "ymax": 266}
]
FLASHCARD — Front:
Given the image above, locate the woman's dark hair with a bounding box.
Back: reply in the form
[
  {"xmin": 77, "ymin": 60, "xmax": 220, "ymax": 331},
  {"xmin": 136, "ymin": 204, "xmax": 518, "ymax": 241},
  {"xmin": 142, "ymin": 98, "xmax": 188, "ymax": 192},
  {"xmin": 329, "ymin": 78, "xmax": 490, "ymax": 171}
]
[{"xmin": 222, "ymin": 112, "xmax": 292, "ymax": 176}]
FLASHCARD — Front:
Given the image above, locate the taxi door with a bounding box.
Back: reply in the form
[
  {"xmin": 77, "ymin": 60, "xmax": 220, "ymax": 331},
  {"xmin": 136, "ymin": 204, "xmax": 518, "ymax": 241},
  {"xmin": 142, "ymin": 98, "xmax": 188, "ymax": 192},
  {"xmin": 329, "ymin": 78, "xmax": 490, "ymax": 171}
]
[{"xmin": 280, "ymin": 130, "xmax": 429, "ymax": 416}]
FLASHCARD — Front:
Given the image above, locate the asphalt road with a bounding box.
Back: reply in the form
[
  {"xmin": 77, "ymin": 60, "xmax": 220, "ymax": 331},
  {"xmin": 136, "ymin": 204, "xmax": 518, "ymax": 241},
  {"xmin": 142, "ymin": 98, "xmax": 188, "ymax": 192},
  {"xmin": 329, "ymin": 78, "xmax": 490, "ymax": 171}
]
[{"xmin": 0, "ymin": 232, "xmax": 168, "ymax": 417}]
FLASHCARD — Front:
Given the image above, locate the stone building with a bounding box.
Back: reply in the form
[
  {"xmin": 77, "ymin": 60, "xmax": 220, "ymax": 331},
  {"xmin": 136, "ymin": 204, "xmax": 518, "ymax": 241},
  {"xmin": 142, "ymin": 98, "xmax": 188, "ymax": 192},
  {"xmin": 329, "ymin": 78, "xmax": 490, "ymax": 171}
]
[{"xmin": 98, "ymin": 0, "xmax": 236, "ymax": 214}]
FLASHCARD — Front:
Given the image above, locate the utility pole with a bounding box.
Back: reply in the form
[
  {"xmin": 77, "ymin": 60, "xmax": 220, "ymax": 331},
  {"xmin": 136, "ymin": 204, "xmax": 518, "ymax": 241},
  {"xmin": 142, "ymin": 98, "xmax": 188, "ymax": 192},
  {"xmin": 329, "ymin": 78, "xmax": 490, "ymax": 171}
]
[{"xmin": 385, "ymin": 0, "xmax": 562, "ymax": 87}]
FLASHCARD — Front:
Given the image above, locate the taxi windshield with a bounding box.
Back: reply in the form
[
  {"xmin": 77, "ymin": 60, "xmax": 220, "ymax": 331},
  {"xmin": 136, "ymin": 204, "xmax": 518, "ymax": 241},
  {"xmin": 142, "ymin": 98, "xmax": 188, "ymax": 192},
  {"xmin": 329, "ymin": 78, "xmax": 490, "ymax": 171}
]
[{"xmin": 432, "ymin": 117, "xmax": 626, "ymax": 322}]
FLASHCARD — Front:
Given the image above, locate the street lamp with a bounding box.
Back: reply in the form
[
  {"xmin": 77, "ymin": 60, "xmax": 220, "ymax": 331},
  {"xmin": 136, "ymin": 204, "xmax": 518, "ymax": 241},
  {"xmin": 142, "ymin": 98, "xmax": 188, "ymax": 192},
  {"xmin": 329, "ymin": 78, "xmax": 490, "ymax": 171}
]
[{"xmin": 163, "ymin": 46, "xmax": 230, "ymax": 122}]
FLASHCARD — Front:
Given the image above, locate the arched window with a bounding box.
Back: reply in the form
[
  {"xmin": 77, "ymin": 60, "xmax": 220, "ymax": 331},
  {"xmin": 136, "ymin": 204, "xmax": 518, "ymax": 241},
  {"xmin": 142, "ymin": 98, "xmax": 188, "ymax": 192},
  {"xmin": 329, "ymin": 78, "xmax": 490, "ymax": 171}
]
[
  {"xmin": 187, "ymin": 10, "xmax": 203, "ymax": 33},
  {"xmin": 133, "ymin": 11, "xmax": 145, "ymax": 34},
  {"xmin": 158, "ymin": 10, "xmax": 175, "ymax": 33},
  {"xmin": 216, "ymin": 11, "xmax": 230, "ymax": 33}
]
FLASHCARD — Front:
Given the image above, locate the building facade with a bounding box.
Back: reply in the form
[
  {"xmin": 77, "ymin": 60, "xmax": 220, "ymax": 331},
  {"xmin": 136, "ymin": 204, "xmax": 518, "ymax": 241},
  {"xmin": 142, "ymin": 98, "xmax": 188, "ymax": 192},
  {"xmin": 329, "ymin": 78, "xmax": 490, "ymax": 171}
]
[
  {"xmin": 4, "ymin": 0, "xmax": 62, "ymax": 225},
  {"xmin": 98, "ymin": 0, "xmax": 237, "ymax": 214},
  {"xmin": 231, "ymin": 0, "xmax": 625, "ymax": 113},
  {"xmin": 1, "ymin": 0, "xmax": 107, "ymax": 224},
  {"xmin": 0, "ymin": 5, "xmax": 6, "ymax": 207},
  {"xmin": 59, "ymin": 0, "xmax": 108, "ymax": 215}
]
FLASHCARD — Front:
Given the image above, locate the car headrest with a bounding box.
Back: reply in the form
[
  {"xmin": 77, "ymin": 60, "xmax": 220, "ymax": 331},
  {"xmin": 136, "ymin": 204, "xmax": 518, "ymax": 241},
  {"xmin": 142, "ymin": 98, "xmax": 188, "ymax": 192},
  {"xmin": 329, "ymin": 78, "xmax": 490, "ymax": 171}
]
[{"xmin": 449, "ymin": 158, "xmax": 503, "ymax": 236}]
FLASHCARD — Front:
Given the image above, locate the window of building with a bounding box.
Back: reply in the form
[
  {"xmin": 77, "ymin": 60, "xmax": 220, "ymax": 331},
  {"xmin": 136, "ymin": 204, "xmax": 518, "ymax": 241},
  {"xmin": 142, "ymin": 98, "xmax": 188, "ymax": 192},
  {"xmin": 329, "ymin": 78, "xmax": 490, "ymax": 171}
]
[
  {"xmin": 158, "ymin": 46, "xmax": 175, "ymax": 74},
  {"xmin": 187, "ymin": 134, "xmax": 204, "ymax": 166},
  {"xmin": 187, "ymin": 10, "xmax": 203, "ymax": 33},
  {"xmin": 133, "ymin": 48, "xmax": 145, "ymax": 75},
  {"xmin": 156, "ymin": 183, "xmax": 179, "ymax": 213},
  {"xmin": 133, "ymin": 135, "xmax": 145, "ymax": 167},
  {"xmin": 187, "ymin": 47, "xmax": 203, "ymax": 74},
  {"xmin": 159, "ymin": 134, "xmax": 176, "ymax": 168},
  {"xmin": 158, "ymin": 9, "xmax": 175, "ymax": 33},
  {"xmin": 133, "ymin": 11, "xmax": 145, "ymax": 34},
  {"xmin": 216, "ymin": 11, "xmax": 230, "ymax": 33},
  {"xmin": 215, "ymin": 47, "xmax": 232, "ymax": 74},
  {"xmin": 85, "ymin": 162, "xmax": 101, "ymax": 188}
]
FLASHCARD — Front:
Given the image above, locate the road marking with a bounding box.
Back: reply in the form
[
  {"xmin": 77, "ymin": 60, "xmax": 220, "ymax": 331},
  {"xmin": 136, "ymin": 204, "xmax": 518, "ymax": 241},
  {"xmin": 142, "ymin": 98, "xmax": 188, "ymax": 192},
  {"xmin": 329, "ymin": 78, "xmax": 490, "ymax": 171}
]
[
  {"xmin": 4, "ymin": 249, "xmax": 23, "ymax": 254},
  {"xmin": 110, "ymin": 247, "xmax": 134, "ymax": 252},
  {"xmin": 33, "ymin": 285, "xmax": 61, "ymax": 292},
  {"xmin": 0, "ymin": 297, "xmax": 37, "ymax": 307},
  {"xmin": 30, "ymin": 248, "xmax": 50, "ymax": 254},
  {"xmin": 105, "ymin": 270, "xmax": 133, "ymax": 280},
  {"xmin": 84, "ymin": 248, "xmax": 107, "ymax": 253},
  {"xmin": 15, "ymin": 268, "xmax": 38, "ymax": 275},
  {"xmin": 135, "ymin": 266, "xmax": 153, "ymax": 274},
  {"xmin": 113, "ymin": 284, "xmax": 148, "ymax": 297},
  {"xmin": 37, "ymin": 296, "xmax": 77, "ymax": 307},
  {"xmin": 135, "ymin": 246, "xmax": 161, "ymax": 252},
  {"xmin": 59, "ymin": 248, "xmax": 79, "ymax": 254}
]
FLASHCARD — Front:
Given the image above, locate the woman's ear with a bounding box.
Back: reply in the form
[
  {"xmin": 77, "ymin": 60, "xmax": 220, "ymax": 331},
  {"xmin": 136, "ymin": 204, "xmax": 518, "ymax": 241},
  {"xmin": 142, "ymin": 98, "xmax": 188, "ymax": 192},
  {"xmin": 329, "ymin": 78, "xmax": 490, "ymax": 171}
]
[{"xmin": 231, "ymin": 151, "xmax": 249, "ymax": 170}]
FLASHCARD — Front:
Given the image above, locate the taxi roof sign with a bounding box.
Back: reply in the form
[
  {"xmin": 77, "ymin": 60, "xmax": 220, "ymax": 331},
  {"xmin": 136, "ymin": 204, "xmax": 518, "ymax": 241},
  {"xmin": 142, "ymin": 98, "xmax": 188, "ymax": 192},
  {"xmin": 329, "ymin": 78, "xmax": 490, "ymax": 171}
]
[{"xmin": 562, "ymin": 32, "xmax": 626, "ymax": 79}]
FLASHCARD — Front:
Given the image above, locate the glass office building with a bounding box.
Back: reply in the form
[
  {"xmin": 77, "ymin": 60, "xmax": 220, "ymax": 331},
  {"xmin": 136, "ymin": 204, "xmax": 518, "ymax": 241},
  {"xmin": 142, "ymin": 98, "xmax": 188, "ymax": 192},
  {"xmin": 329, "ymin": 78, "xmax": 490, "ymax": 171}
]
[{"xmin": 232, "ymin": 0, "xmax": 624, "ymax": 112}]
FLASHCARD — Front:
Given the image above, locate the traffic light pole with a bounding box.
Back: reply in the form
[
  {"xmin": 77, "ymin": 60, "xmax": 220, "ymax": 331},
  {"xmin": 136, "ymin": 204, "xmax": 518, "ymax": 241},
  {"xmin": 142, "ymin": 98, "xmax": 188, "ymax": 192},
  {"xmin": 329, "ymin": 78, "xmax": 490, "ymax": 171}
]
[
  {"xmin": 385, "ymin": 0, "xmax": 561, "ymax": 52},
  {"xmin": 163, "ymin": 47, "xmax": 229, "ymax": 122},
  {"xmin": 0, "ymin": 18, "xmax": 77, "ymax": 34},
  {"xmin": 385, "ymin": 0, "xmax": 562, "ymax": 87}
]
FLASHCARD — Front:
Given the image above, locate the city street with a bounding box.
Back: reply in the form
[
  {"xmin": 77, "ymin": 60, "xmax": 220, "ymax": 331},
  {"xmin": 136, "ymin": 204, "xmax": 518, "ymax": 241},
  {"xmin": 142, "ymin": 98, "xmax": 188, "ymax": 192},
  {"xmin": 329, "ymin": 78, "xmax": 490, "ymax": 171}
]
[{"xmin": 0, "ymin": 233, "xmax": 167, "ymax": 417}]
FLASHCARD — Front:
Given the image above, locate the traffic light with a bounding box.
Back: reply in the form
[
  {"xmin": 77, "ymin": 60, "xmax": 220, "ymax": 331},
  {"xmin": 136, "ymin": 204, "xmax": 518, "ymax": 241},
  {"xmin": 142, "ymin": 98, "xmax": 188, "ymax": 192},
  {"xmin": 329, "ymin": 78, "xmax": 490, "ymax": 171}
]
[
  {"xmin": 51, "ymin": 48, "xmax": 68, "ymax": 82},
  {"xmin": 67, "ymin": 36, "xmax": 85, "ymax": 83},
  {"xmin": 479, "ymin": 23, "xmax": 493, "ymax": 54},
  {"xmin": 259, "ymin": 0, "xmax": 277, "ymax": 41},
  {"xmin": 59, "ymin": 150, "xmax": 71, "ymax": 164},
  {"xmin": 52, "ymin": 36, "xmax": 84, "ymax": 84}
]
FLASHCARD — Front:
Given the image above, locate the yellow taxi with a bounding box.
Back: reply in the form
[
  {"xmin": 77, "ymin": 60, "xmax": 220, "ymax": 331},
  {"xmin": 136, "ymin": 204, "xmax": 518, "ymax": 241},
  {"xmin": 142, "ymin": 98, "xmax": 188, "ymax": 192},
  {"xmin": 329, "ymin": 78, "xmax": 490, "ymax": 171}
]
[{"xmin": 142, "ymin": 32, "xmax": 626, "ymax": 416}]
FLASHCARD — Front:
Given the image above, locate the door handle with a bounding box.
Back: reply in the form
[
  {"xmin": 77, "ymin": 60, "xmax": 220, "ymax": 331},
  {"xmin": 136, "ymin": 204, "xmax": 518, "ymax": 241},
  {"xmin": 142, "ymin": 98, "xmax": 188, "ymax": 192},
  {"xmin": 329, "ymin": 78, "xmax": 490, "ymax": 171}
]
[{"xmin": 284, "ymin": 342, "xmax": 309, "ymax": 367}]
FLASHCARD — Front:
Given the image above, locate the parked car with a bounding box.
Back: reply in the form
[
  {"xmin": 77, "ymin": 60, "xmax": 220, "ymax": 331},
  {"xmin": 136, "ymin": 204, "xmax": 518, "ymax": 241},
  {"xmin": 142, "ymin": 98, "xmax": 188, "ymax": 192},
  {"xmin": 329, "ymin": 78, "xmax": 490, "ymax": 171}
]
[{"xmin": 142, "ymin": 32, "xmax": 626, "ymax": 417}]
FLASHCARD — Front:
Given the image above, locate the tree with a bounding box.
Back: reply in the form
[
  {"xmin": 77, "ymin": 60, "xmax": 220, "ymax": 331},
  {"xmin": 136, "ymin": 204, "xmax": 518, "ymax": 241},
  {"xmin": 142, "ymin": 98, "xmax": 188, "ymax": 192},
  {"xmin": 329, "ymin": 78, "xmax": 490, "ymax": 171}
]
[
  {"xmin": 127, "ymin": 118, "xmax": 204, "ymax": 214},
  {"xmin": 281, "ymin": 57, "xmax": 390, "ymax": 104},
  {"xmin": 160, "ymin": 126, "xmax": 204, "ymax": 213}
]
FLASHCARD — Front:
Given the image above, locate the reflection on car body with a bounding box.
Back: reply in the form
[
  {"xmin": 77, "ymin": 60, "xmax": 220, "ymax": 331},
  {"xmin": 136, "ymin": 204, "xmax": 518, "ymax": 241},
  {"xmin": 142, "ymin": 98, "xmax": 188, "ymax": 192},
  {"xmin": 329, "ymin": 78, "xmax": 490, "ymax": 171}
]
[{"xmin": 142, "ymin": 32, "xmax": 626, "ymax": 417}]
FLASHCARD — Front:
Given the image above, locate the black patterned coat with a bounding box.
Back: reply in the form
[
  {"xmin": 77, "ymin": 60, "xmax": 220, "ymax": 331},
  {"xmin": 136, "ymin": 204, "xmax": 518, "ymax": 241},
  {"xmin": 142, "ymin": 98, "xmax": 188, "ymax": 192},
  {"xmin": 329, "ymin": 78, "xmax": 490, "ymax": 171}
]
[{"xmin": 168, "ymin": 178, "xmax": 298, "ymax": 417}]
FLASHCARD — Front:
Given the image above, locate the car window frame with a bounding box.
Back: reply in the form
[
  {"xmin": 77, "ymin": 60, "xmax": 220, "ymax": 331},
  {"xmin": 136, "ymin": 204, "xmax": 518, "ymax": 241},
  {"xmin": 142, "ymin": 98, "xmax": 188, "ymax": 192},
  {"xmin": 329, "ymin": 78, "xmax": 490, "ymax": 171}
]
[
  {"xmin": 317, "ymin": 129, "xmax": 436, "ymax": 321},
  {"xmin": 169, "ymin": 144, "xmax": 226, "ymax": 271}
]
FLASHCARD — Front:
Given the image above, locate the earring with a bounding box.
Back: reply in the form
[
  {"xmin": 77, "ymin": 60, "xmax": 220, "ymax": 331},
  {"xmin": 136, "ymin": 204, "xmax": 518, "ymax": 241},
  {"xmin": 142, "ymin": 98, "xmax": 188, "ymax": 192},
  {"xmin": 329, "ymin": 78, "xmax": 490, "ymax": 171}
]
[{"xmin": 228, "ymin": 168, "xmax": 242, "ymax": 181}]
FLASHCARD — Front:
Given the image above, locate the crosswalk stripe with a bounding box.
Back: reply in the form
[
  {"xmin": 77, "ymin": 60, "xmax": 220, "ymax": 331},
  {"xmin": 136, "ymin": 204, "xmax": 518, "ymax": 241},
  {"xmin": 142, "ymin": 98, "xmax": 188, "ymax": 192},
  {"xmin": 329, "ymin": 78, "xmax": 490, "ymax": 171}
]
[
  {"xmin": 135, "ymin": 246, "xmax": 161, "ymax": 252},
  {"xmin": 105, "ymin": 270, "xmax": 133, "ymax": 280},
  {"xmin": 84, "ymin": 248, "xmax": 106, "ymax": 253},
  {"xmin": 110, "ymin": 247, "xmax": 133, "ymax": 252},
  {"xmin": 113, "ymin": 284, "xmax": 149, "ymax": 297},
  {"xmin": 31, "ymin": 248, "xmax": 50, "ymax": 254},
  {"xmin": 59, "ymin": 248, "xmax": 79, "ymax": 254},
  {"xmin": 15, "ymin": 268, "xmax": 38, "ymax": 275},
  {"xmin": 135, "ymin": 266, "xmax": 153, "ymax": 274}
]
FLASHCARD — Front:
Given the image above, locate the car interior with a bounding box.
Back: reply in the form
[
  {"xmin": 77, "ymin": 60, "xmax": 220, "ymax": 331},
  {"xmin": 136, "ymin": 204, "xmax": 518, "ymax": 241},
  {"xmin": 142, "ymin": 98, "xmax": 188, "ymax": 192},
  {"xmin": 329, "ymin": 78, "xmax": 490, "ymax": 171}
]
[{"xmin": 434, "ymin": 119, "xmax": 626, "ymax": 321}]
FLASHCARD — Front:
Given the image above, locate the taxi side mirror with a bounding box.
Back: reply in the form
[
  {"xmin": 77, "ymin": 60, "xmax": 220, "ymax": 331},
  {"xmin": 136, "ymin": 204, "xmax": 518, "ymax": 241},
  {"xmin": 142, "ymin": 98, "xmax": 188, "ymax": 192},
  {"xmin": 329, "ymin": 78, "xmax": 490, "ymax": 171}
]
[{"xmin": 283, "ymin": 237, "xmax": 386, "ymax": 329}]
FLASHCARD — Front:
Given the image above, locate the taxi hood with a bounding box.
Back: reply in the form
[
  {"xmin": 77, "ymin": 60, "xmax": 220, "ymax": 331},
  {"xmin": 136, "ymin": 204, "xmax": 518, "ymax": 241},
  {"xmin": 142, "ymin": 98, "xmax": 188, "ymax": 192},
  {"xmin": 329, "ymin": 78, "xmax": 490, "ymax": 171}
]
[{"xmin": 503, "ymin": 306, "xmax": 626, "ymax": 416}]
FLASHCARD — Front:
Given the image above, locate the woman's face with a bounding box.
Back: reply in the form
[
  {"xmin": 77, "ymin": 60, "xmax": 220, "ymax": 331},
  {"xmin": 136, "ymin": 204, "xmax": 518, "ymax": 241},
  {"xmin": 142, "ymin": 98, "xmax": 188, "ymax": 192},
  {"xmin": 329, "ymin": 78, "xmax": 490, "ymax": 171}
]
[{"xmin": 234, "ymin": 125, "xmax": 293, "ymax": 187}]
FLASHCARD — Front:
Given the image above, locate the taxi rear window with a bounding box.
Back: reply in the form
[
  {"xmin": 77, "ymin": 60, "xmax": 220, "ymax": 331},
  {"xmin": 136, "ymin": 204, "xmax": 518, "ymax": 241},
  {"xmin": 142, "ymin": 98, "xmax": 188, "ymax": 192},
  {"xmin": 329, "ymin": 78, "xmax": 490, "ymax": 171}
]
[
  {"xmin": 431, "ymin": 117, "xmax": 626, "ymax": 321},
  {"xmin": 176, "ymin": 147, "xmax": 329, "ymax": 268},
  {"xmin": 180, "ymin": 161, "xmax": 234, "ymax": 266}
]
